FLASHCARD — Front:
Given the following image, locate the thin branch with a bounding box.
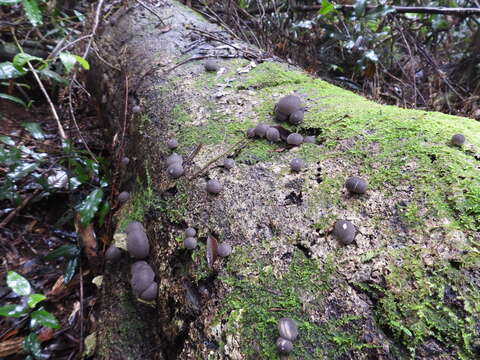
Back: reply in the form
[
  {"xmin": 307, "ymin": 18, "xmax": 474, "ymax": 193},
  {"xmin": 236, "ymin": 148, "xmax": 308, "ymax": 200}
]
[
  {"xmin": 134, "ymin": 0, "xmax": 166, "ymax": 25},
  {"xmin": 83, "ymin": 0, "xmax": 105, "ymax": 58}
]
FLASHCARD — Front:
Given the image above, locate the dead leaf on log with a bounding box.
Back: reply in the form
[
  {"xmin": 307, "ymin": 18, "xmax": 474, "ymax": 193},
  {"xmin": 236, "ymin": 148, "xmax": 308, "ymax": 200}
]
[
  {"xmin": 74, "ymin": 213, "xmax": 97, "ymax": 261},
  {"xmin": 206, "ymin": 234, "xmax": 218, "ymax": 269}
]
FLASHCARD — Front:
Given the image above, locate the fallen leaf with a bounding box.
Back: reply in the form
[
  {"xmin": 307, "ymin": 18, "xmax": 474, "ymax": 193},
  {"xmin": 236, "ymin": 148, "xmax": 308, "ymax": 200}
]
[{"xmin": 206, "ymin": 234, "xmax": 218, "ymax": 269}]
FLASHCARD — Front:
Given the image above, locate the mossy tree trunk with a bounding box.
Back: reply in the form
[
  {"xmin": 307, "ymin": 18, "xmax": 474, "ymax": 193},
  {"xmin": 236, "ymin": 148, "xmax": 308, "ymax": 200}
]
[{"xmin": 90, "ymin": 1, "xmax": 480, "ymax": 359}]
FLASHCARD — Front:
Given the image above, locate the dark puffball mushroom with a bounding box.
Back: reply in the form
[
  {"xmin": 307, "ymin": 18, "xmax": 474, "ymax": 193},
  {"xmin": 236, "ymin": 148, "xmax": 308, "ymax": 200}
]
[
  {"xmin": 345, "ymin": 176, "xmax": 367, "ymax": 194},
  {"xmin": 127, "ymin": 230, "xmax": 150, "ymax": 259},
  {"xmin": 121, "ymin": 157, "xmax": 130, "ymax": 166},
  {"xmin": 118, "ymin": 191, "xmax": 130, "ymax": 203},
  {"xmin": 266, "ymin": 127, "xmax": 280, "ymax": 142},
  {"xmin": 275, "ymin": 95, "xmax": 302, "ymax": 122},
  {"xmin": 167, "ymin": 163, "xmax": 184, "ymax": 178},
  {"xmin": 246, "ymin": 128, "xmax": 256, "ymax": 138},
  {"xmin": 290, "ymin": 158, "xmax": 305, "ymax": 172},
  {"xmin": 286, "ymin": 133, "xmax": 303, "ymax": 145},
  {"xmin": 132, "ymin": 105, "xmax": 141, "ymax": 113},
  {"xmin": 131, "ymin": 264, "xmax": 155, "ymax": 294},
  {"xmin": 276, "ymin": 337, "xmax": 293, "ymax": 355},
  {"xmin": 304, "ymin": 136, "xmax": 316, "ymax": 144},
  {"xmin": 333, "ymin": 220, "xmax": 356, "ymax": 245},
  {"xmin": 140, "ymin": 281, "xmax": 158, "ymax": 301},
  {"xmin": 166, "ymin": 153, "xmax": 183, "ymax": 166},
  {"xmin": 206, "ymin": 179, "xmax": 222, "ymax": 195},
  {"xmin": 185, "ymin": 227, "xmax": 196, "ymax": 238},
  {"xmin": 131, "ymin": 260, "xmax": 149, "ymax": 275},
  {"xmin": 205, "ymin": 59, "xmax": 219, "ymax": 72},
  {"xmin": 126, "ymin": 221, "xmax": 145, "ymax": 234},
  {"xmin": 451, "ymin": 134, "xmax": 465, "ymax": 146},
  {"xmin": 289, "ymin": 109, "xmax": 304, "ymax": 125},
  {"xmin": 184, "ymin": 237, "xmax": 197, "ymax": 249},
  {"xmin": 223, "ymin": 158, "xmax": 235, "ymax": 169},
  {"xmin": 254, "ymin": 123, "xmax": 269, "ymax": 138},
  {"xmin": 167, "ymin": 138, "xmax": 178, "ymax": 150},
  {"xmin": 190, "ymin": 33, "xmax": 200, "ymax": 41},
  {"xmin": 218, "ymin": 243, "xmax": 232, "ymax": 257},
  {"xmin": 278, "ymin": 318, "xmax": 298, "ymax": 341},
  {"xmin": 105, "ymin": 245, "xmax": 121, "ymax": 262}
]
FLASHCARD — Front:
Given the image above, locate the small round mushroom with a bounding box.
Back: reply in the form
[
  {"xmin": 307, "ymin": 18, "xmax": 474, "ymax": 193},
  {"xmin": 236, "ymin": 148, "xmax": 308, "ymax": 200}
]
[
  {"xmin": 254, "ymin": 123, "xmax": 269, "ymax": 138},
  {"xmin": 276, "ymin": 337, "xmax": 293, "ymax": 355},
  {"xmin": 246, "ymin": 128, "xmax": 256, "ymax": 138},
  {"xmin": 451, "ymin": 134, "xmax": 465, "ymax": 147},
  {"xmin": 126, "ymin": 221, "xmax": 145, "ymax": 234},
  {"xmin": 205, "ymin": 59, "xmax": 219, "ymax": 72},
  {"xmin": 223, "ymin": 158, "xmax": 235, "ymax": 169},
  {"xmin": 304, "ymin": 136, "xmax": 316, "ymax": 144},
  {"xmin": 345, "ymin": 176, "xmax": 367, "ymax": 194},
  {"xmin": 132, "ymin": 105, "xmax": 141, "ymax": 113},
  {"xmin": 206, "ymin": 179, "xmax": 222, "ymax": 195},
  {"xmin": 278, "ymin": 318, "xmax": 298, "ymax": 341},
  {"xmin": 333, "ymin": 220, "xmax": 356, "ymax": 245},
  {"xmin": 266, "ymin": 127, "xmax": 280, "ymax": 142},
  {"xmin": 131, "ymin": 260, "xmax": 150, "ymax": 275},
  {"xmin": 275, "ymin": 95, "xmax": 302, "ymax": 122},
  {"xmin": 105, "ymin": 245, "xmax": 121, "ymax": 262},
  {"xmin": 190, "ymin": 33, "xmax": 201, "ymax": 41},
  {"xmin": 185, "ymin": 227, "xmax": 196, "ymax": 238},
  {"xmin": 289, "ymin": 109, "xmax": 304, "ymax": 125},
  {"xmin": 287, "ymin": 133, "xmax": 303, "ymax": 145},
  {"xmin": 167, "ymin": 138, "xmax": 178, "ymax": 150},
  {"xmin": 290, "ymin": 158, "xmax": 305, "ymax": 172},
  {"xmin": 130, "ymin": 264, "xmax": 155, "ymax": 294},
  {"xmin": 127, "ymin": 230, "xmax": 150, "ymax": 259},
  {"xmin": 118, "ymin": 191, "xmax": 130, "ymax": 203},
  {"xmin": 167, "ymin": 163, "xmax": 184, "ymax": 178},
  {"xmin": 218, "ymin": 243, "xmax": 232, "ymax": 257},
  {"xmin": 184, "ymin": 237, "xmax": 197, "ymax": 249},
  {"xmin": 166, "ymin": 153, "xmax": 183, "ymax": 166},
  {"xmin": 121, "ymin": 157, "xmax": 130, "ymax": 166},
  {"xmin": 140, "ymin": 281, "xmax": 158, "ymax": 301}
]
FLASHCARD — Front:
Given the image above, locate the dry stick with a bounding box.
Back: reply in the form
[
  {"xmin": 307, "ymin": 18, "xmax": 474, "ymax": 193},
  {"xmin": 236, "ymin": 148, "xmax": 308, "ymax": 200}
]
[
  {"xmin": 0, "ymin": 189, "xmax": 41, "ymax": 229},
  {"xmin": 83, "ymin": 0, "xmax": 105, "ymax": 58},
  {"xmin": 134, "ymin": 0, "xmax": 166, "ymax": 25},
  {"xmin": 79, "ymin": 265, "xmax": 84, "ymax": 358},
  {"xmin": 188, "ymin": 138, "xmax": 249, "ymax": 180},
  {"xmin": 49, "ymin": 34, "xmax": 92, "ymax": 59}
]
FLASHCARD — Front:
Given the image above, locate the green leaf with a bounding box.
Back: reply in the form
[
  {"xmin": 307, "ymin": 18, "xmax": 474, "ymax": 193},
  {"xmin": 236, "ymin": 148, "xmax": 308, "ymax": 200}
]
[
  {"xmin": 8, "ymin": 161, "xmax": 39, "ymax": 181},
  {"xmin": 7, "ymin": 271, "xmax": 31, "ymax": 296},
  {"xmin": 38, "ymin": 68, "xmax": 68, "ymax": 85},
  {"xmin": 23, "ymin": 333, "xmax": 49, "ymax": 359},
  {"xmin": 22, "ymin": 0, "xmax": 43, "ymax": 27},
  {"xmin": 0, "ymin": 62, "xmax": 25, "ymax": 79},
  {"xmin": 97, "ymin": 200, "xmax": 110, "ymax": 226},
  {"xmin": 0, "ymin": 304, "xmax": 28, "ymax": 317},
  {"xmin": 77, "ymin": 188, "xmax": 103, "ymax": 224},
  {"xmin": 28, "ymin": 294, "xmax": 46, "ymax": 308},
  {"xmin": 0, "ymin": 93, "xmax": 27, "ymax": 107},
  {"xmin": 0, "ymin": 135, "xmax": 15, "ymax": 146},
  {"xmin": 354, "ymin": 0, "xmax": 367, "ymax": 18},
  {"xmin": 21, "ymin": 122, "xmax": 45, "ymax": 140},
  {"xmin": 59, "ymin": 52, "xmax": 90, "ymax": 72},
  {"xmin": 64, "ymin": 257, "xmax": 78, "ymax": 284},
  {"xmin": 30, "ymin": 309, "xmax": 60, "ymax": 329},
  {"xmin": 44, "ymin": 244, "xmax": 80, "ymax": 260},
  {"xmin": 319, "ymin": 0, "xmax": 335, "ymax": 15},
  {"xmin": 0, "ymin": 0, "xmax": 22, "ymax": 3},
  {"xmin": 13, "ymin": 53, "xmax": 43, "ymax": 72}
]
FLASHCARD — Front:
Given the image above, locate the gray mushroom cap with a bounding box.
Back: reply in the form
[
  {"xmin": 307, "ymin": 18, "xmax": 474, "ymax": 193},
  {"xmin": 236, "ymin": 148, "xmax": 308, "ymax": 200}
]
[
  {"xmin": 266, "ymin": 127, "xmax": 280, "ymax": 142},
  {"xmin": 184, "ymin": 237, "xmax": 197, "ymax": 249},
  {"xmin": 140, "ymin": 281, "xmax": 158, "ymax": 301},
  {"xmin": 127, "ymin": 230, "xmax": 150, "ymax": 259},
  {"xmin": 289, "ymin": 109, "xmax": 304, "ymax": 125},
  {"xmin": 131, "ymin": 264, "xmax": 155, "ymax": 294},
  {"xmin": 451, "ymin": 134, "xmax": 465, "ymax": 146},
  {"xmin": 278, "ymin": 317, "xmax": 298, "ymax": 341},
  {"xmin": 223, "ymin": 158, "xmax": 235, "ymax": 169},
  {"xmin": 246, "ymin": 128, "xmax": 256, "ymax": 138},
  {"xmin": 218, "ymin": 243, "xmax": 232, "ymax": 257},
  {"xmin": 121, "ymin": 157, "xmax": 130, "ymax": 166},
  {"xmin": 275, "ymin": 95, "xmax": 302, "ymax": 121},
  {"xmin": 333, "ymin": 220, "xmax": 356, "ymax": 245},
  {"xmin": 345, "ymin": 176, "xmax": 367, "ymax": 194},
  {"xmin": 167, "ymin": 163, "xmax": 184, "ymax": 178},
  {"xmin": 166, "ymin": 153, "xmax": 183, "ymax": 166},
  {"xmin": 105, "ymin": 245, "xmax": 121, "ymax": 262},
  {"xmin": 276, "ymin": 337, "xmax": 293, "ymax": 355},
  {"xmin": 118, "ymin": 191, "xmax": 130, "ymax": 203},
  {"xmin": 130, "ymin": 260, "xmax": 150, "ymax": 275},
  {"xmin": 185, "ymin": 227, "xmax": 196, "ymax": 238},
  {"xmin": 132, "ymin": 105, "xmax": 141, "ymax": 113},
  {"xmin": 304, "ymin": 135, "xmax": 316, "ymax": 144},
  {"xmin": 125, "ymin": 221, "xmax": 145, "ymax": 234},
  {"xmin": 167, "ymin": 138, "xmax": 178, "ymax": 149},
  {"xmin": 290, "ymin": 158, "xmax": 305, "ymax": 172},
  {"xmin": 254, "ymin": 123, "xmax": 269, "ymax": 138},
  {"xmin": 206, "ymin": 179, "xmax": 222, "ymax": 194},
  {"xmin": 205, "ymin": 59, "xmax": 219, "ymax": 72},
  {"xmin": 287, "ymin": 133, "xmax": 303, "ymax": 145}
]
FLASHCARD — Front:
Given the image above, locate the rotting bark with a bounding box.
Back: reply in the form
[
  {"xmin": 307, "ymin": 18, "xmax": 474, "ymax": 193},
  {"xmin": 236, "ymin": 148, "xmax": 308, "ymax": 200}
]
[{"xmin": 90, "ymin": 1, "xmax": 480, "ymax": 359}]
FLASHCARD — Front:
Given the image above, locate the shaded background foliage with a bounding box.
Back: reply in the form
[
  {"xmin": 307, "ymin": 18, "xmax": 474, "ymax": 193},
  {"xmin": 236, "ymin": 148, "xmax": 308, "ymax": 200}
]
[{"xmin": 191, "ymin": 0, "xmax": 480, "ymax": 118}]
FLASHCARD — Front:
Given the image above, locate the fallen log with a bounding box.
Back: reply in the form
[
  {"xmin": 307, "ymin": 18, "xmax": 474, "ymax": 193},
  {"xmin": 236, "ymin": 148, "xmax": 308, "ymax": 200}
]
[{"xmin": 90, "ymin": 1, "xmax": 480, "ymax": 359}]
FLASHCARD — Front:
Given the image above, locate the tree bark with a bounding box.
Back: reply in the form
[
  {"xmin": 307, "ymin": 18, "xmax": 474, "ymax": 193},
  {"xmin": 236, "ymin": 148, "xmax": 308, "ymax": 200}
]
[{"xmin": 90, "ymin": 1, "xmax": 480, "ymax": 359}]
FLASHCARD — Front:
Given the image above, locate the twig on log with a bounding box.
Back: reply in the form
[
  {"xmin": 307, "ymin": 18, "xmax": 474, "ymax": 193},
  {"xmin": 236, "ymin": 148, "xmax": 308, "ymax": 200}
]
[{"xmin": 135, "ymin": 0, "xmax": 166, "ymax": 25}]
